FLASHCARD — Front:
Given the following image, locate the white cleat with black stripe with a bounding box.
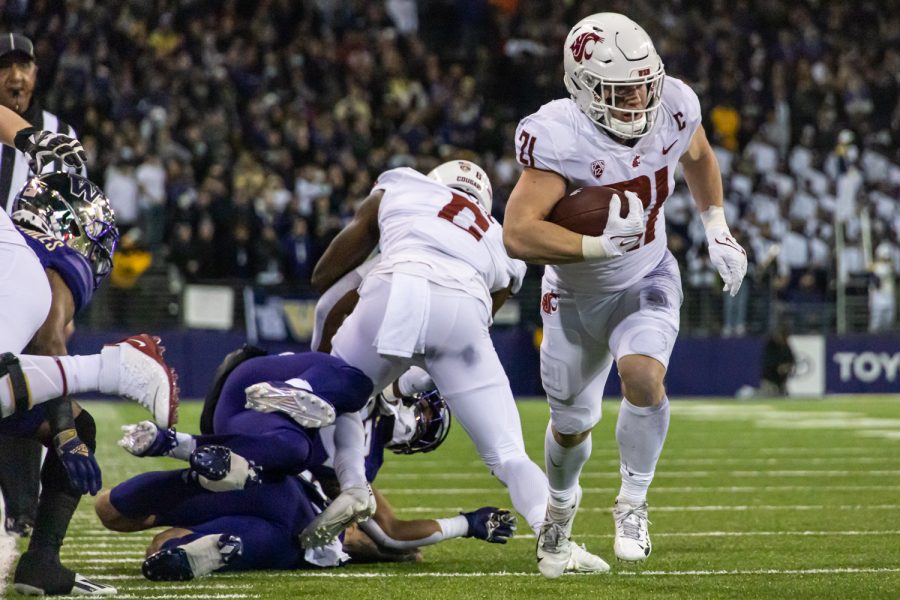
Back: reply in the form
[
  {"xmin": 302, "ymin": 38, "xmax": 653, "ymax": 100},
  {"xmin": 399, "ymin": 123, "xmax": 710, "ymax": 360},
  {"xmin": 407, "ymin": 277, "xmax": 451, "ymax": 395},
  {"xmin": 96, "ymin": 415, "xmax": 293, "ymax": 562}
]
[{"xmin": 613, "ymin": 497, "xmax": 652, "ymax": 561}]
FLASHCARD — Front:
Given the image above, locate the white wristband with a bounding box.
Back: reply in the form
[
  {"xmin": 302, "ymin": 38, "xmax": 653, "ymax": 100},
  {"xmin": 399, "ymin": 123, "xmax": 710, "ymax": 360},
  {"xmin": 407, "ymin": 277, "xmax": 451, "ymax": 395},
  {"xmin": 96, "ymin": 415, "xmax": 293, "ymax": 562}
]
[
  {"xmin": 581, "ymin": 235, "xmax": 607, "ymax": 259},
  {"xmin": 700, "ymin": 205, "xmax": 729, "ymax": 233}
]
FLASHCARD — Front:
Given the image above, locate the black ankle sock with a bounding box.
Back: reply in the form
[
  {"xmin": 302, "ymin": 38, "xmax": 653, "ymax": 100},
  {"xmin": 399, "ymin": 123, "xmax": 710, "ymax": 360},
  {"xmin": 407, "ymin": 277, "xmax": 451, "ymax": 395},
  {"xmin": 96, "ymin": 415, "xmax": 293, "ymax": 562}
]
[{"xmin": 28, "ymin": 450, "xmax": 79, "ymax": 554}]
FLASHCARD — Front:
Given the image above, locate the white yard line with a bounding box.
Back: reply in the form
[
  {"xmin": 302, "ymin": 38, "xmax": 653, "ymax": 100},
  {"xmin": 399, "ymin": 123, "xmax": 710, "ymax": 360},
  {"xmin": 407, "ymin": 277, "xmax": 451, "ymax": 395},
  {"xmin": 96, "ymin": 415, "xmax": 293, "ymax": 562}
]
[
  {"xmin": 376, "ymin": 484, "xmax": 900, "ymax": 494},
  {"xmin": 394, "ymin": 504, "xmax": 900, "ymax": 513},
  {"xmin": 74, "ymin": 566, "xmax": 900, "ymax": 581},
  {"xmin": 378, "ymin": 469, "xmax": 900, "ymax": 479},
  {"xmin": 515, "ymin": 529, "xmax": 900, "ymax": 539},
  {"xmin": 153, "ymin": 567, "xmax": 899, "ymax": 579}
]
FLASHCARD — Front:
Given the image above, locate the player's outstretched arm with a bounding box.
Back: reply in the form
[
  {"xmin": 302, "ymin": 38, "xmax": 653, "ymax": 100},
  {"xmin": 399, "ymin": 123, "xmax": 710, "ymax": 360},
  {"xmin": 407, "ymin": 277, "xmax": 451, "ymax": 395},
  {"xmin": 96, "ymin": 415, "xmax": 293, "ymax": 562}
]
[
  {"xmin": 0, "ymin": 104, "xmax": 86, "ymax": 171},
  {"xmin": 311, "ymin": 191, "xmax": 382, "ymax": 292},
  {"xmin": 358, "ymin": 488, "xmax": 517, "ymax": 551},
  {"xmin": 503, "ymin": 168, "xmax": 586, "ymax": 264}
]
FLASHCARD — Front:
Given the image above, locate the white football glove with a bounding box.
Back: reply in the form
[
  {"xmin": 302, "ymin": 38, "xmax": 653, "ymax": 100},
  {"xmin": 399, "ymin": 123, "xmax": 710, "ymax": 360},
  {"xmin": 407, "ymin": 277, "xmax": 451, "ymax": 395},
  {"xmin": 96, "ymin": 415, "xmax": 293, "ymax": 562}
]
[
  {"xmin": 118, "ymin": 420, "xmax": 178, "ymax": 457},
  {"xmin": 583, "ymin": 191, "xmax": 645, "ymax": 259},
  {"xmin": 706, "ymin": 227, "xmax": 748, "ymax": 296}
]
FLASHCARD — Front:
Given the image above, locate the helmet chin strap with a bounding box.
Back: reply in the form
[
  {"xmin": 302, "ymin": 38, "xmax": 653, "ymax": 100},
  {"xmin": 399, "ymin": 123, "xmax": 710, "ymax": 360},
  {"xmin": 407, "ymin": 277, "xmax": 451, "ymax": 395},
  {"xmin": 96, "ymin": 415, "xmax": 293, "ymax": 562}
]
[{"xmin": 609, "ymin": 114, "xmax": 647, "ymax": 138}]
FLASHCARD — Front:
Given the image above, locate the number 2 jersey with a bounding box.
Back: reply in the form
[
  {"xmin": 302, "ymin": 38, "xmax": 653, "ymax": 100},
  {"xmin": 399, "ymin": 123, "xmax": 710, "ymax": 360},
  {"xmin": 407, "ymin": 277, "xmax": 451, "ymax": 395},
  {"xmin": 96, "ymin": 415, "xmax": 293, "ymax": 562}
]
[
  {"xmin": 516, "ymin": 75, "xmax": 702, "ymax": 294},
  {"xmin": 368, "ymin": 167, "xmax": 526, "ymax": 318}
]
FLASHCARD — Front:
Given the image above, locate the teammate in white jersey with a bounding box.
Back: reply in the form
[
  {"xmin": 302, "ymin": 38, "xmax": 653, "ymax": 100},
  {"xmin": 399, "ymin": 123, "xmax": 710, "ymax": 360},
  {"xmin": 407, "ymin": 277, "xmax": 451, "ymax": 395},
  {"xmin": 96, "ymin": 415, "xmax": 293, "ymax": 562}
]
[
  {"xmin": 503, "ymin": 13, "xmax": 748, "ymax": 576},
  {"xmin": 276, "ymin": 160, "xmax": 608, "ymax": 573}
]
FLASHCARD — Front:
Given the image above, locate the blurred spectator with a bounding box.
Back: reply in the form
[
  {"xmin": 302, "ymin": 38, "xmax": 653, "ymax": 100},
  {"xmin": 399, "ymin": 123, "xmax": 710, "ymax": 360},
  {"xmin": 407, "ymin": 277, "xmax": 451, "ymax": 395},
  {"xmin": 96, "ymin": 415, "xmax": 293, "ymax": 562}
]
[
  {"xmin": 722, "ymin": 226, "xmax": 752, "ymax": 337},
  {"xmin": 0, "ymin": 0, "xmax": 894, "ymax": 332},
  {"xmin": 108, "ymin": 229, "xmax": 153, "ymax": 326},
  {"xmin": 136, "ymin": 151, "xmax": 167, "ymax": 248},
  {"xmin": 104, "ymin": 148, "xmax": 139, "ymax": 231},
  {"xmin": 869, "ymin": 242, "xmax": 896, "ymax": 333},
  {"xmin": 760, "ymin": 323, "xmax": 796, "ymax": 396}
]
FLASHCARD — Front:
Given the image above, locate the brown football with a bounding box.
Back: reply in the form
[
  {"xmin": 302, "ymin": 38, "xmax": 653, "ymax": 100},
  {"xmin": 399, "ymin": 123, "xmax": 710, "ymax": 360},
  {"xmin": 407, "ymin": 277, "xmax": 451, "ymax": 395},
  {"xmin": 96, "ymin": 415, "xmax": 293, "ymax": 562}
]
[{"xmin": 546, "ymin": 186, "xmax": 629, "ymax": 236}]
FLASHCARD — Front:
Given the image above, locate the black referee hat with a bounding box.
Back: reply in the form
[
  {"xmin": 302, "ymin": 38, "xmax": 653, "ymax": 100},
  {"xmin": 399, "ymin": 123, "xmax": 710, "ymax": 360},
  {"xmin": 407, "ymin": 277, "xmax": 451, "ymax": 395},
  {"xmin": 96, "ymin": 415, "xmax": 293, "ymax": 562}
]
[{"xmin": 0, "ymin": 33, "xmax": 34, "ymax": 60}]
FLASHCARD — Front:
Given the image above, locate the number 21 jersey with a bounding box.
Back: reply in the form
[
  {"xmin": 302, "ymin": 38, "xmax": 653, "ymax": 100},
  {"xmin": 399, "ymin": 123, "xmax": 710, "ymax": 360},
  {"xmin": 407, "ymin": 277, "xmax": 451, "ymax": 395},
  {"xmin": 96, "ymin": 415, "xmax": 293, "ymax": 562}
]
[{"xmin": 515, "ymin": 75, "xmax": 702, "ymax": 293}]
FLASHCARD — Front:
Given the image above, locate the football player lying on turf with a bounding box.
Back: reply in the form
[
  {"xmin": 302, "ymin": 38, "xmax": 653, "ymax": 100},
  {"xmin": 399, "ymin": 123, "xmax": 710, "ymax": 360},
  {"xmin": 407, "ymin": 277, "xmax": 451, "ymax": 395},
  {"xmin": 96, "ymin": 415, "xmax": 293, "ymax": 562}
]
[
  {"xmin": 113, "ymin": 348, "xmax": 374, "ymax": 495},
  {"xmin": 100, "ymin": 386, "xmax": 516, "ymax": 579}
]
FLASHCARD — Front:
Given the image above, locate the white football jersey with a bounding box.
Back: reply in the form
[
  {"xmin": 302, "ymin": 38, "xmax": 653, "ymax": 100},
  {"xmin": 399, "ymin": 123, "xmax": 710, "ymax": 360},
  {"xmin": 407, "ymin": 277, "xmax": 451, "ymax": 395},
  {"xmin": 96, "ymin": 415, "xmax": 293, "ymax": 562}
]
[
  {"xmin": 369, "ymin": 167, "xmax": 526, "ymax": 315},
  {"xmin": 0, "ymin": 208, "xmax": 27, "ymax": 246},
  {"xmin": 516, "ymin": 75, "xmax": 702, "ymax": 293}
]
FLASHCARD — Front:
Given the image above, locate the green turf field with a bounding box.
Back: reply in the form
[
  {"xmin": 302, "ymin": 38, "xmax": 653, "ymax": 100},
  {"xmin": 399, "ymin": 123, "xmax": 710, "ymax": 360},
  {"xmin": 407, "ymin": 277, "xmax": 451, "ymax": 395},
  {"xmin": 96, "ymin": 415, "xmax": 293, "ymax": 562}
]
[{"xmin": 4, "ymin": 396, "xmax": 899, "ymax": 599}]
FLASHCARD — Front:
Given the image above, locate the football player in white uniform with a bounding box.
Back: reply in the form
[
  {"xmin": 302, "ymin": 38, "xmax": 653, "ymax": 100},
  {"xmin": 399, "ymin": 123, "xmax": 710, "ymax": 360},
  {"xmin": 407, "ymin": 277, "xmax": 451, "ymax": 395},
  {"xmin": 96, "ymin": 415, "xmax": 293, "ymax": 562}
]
[
  {"xmin": 503, "ymin": 13, "xmax": 748, "ymax": 576},
  {"xmin": 259, "ymin": 160, "xmax": 608, "ymax": 574}
]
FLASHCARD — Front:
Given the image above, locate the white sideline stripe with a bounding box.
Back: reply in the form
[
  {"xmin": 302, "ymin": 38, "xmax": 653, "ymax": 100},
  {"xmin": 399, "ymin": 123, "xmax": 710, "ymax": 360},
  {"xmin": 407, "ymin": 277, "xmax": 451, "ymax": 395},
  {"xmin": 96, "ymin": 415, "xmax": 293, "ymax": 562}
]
[
  {"xmin": 395, "ymin": 504, "xmax": 900, "ymax": 513},
  {"xmin": 515, "ymin": 530, "xmax": 900, "ymax": 540},
  {"xmin": 377, "ymin": 484, "xmax": 900, "ymax": 495},
  {"xmin": 378, "ymin": 469, "xmax": 900, "ymax": 479}
]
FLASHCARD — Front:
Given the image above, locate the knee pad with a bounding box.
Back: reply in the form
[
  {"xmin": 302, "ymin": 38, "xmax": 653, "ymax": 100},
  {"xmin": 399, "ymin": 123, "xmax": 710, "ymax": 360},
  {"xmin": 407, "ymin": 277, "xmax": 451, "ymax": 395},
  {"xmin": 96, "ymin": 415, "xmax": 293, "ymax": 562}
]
[
  {"xmin": 0, "ymin": 352, "xmax": 30, "ymax": 414},
  {"xmin": 74, "ymin": 409, "xmax": 97, "ymax": 452}
]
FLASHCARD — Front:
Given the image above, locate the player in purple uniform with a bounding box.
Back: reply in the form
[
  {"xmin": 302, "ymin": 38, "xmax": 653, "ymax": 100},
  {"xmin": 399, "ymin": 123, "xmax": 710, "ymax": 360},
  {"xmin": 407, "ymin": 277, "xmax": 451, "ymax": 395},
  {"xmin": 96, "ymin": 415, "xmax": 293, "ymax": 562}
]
[
  {"xmin": 118, "ymin": 349, "xmax": 373, "ymax": 492},
  {"xmin": 1, "ymin": 171, "xmax": 178, "ymax": 596},
  {"xmin": 106, "ymin": 350, "xmax": 514, "ymax": 578}
]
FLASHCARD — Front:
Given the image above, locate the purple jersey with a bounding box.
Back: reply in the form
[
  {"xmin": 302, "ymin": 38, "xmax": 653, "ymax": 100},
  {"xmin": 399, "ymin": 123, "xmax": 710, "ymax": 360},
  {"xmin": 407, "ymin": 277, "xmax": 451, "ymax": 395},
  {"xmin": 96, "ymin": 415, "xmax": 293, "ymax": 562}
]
[{"xmin": 17, "ymin": 226, "xmax": 94, "ymax": 313}]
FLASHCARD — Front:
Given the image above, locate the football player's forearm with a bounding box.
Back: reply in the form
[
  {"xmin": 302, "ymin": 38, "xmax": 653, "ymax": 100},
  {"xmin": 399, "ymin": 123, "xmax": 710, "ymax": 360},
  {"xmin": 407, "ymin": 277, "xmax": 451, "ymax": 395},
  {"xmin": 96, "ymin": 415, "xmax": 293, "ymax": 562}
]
[
  {"xmin": 361, "ymin": 517, "xmax": 455, "ymax": 550},
  {"xmin": 503, "ymin": 220, "xmax": 585, "ymax": 264},
  {"xmin": 682, "ymin": 145, "xmax": 724, "ymax": 213},
  {"xmin": 0, "ymin": 104, "xmax": 32, "ymax": 147}
]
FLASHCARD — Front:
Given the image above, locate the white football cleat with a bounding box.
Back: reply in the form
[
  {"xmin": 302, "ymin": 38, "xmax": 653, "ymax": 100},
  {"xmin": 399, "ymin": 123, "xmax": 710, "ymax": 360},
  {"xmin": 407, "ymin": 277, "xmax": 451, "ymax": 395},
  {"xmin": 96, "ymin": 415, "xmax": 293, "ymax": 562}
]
[
  {"xmin": 536, "ymin": 522, "xmax": 571, "ymax": 579},
  {"xmin": 536, "ymin": 486, "xmax": 606, "ymax": 578},
  {"xmin": 613, "ymin": 497, "xmax": 652, "ymax": 561},
  {"xmin": 567, "ymin": 542, "xmax": 610, "ymax": 574},
  {"xmin": 244, "ymin": 382, "xmax": 336, "ymax": 428},
  {"xmin": 101, "ymin": 334, "xmax": 179, "ymax": 428},
  {"xmin": 299, "ymin": 484, "xmax": 376, "ymax": 549}
]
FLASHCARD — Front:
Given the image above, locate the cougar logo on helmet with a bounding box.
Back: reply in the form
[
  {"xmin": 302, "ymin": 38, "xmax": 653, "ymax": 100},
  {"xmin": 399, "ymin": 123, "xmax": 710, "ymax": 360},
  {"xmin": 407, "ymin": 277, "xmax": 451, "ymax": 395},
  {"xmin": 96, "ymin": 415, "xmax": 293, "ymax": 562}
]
[{"xmin": 569, "ymin": 31, "xmax": 603, "ymax": 63}]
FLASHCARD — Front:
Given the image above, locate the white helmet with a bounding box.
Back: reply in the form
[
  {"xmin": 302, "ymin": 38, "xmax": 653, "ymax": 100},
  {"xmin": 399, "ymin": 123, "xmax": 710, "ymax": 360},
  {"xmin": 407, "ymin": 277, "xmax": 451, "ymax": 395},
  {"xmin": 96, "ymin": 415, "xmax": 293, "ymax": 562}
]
[
  {"xmin": 427, "ymin": 160, "xmax": 493, "ymax": 213},
  {"xmin": 563, "ymin": 12, "xmax": 665, "ymax": 140}
]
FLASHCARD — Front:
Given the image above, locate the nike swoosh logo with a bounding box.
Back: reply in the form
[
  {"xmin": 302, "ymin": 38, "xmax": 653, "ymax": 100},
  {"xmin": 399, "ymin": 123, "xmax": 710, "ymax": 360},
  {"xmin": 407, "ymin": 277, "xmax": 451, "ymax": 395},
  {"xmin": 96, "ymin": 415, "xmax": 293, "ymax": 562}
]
[
  {"xmin": 131, "ymin": 339, "xmax": 147, "ymax": 348},
  {"xmin": 549, "ymin": 456, "xmax": 562, "ymax": 468},
  {"xmin": 662, "ymin": 140, "xmax": 677, "ymax": 155},
  {"xmin": 715, "ymin": 238, "xmax": 747, "ymax": 255},
  {"xmin": 611, "ymin": 234, "xmax": 642, "ymax": 247}
]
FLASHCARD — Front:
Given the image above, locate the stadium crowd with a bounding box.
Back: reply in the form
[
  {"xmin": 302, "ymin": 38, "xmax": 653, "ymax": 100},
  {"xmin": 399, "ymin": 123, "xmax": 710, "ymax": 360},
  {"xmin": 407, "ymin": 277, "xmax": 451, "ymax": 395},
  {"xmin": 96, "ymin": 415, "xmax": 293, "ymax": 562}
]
[{"xmin": 4, "ymin": 0, "xmax": 899, "ymax": 331}]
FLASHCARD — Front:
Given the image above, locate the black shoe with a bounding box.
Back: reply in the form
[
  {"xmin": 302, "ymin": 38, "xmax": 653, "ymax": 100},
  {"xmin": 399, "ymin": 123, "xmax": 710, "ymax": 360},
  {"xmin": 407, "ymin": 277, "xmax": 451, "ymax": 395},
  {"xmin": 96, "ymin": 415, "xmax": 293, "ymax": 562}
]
[
  {"xmin": 143, "ymin": 534, "xmax": 242, "ymax": 581},
  {"xmin": 189, "ymin": 445, "xmax": 232, "ymax": 481},
  {"xmin": 143, "ymin": 547, "xmax": 194, "ymax": 581}
]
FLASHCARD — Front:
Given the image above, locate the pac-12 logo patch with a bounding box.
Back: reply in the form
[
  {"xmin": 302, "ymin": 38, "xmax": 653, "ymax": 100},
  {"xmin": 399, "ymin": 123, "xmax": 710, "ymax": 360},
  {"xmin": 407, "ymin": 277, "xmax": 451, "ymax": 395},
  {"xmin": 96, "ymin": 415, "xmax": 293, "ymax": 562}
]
[{"xmin": 591, "ymin": 160, "xmax": 605, "ymax": 178}]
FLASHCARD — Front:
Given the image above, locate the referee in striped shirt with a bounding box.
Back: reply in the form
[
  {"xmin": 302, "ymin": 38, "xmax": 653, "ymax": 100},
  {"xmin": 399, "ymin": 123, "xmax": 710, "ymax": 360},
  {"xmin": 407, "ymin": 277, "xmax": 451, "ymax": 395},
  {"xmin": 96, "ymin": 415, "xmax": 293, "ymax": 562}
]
[{"xmin": 0, "ymin": 32, "xmax": 86, "ymax": 538}]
